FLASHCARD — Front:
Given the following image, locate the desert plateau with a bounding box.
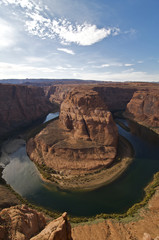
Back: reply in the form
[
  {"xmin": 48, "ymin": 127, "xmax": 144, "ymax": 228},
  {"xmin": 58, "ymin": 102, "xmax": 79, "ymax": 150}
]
[{"xmin": 0, "ymin": 81, "xmax": 159, "ymax": 240}]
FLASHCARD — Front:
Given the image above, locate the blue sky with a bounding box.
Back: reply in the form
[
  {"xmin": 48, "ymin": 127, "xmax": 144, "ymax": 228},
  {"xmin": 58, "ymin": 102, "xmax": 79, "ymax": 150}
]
[{"xmin": 0, "ymin": 0, "xmax": 159, "ymax": 81}]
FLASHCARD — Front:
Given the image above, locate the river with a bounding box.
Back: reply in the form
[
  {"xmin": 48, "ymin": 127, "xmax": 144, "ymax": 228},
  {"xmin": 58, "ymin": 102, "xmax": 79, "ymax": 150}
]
[{"xmin": 0, "ymin": 113, "xmax": 159, "ymax": 217}]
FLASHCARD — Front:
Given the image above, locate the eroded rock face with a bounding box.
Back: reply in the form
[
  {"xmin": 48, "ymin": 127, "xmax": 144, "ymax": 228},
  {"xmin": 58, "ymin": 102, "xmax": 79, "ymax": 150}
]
[
  {"xmin": 45, "ymin": 85, "xmax": 74, "ymax": 104},
  {"xmin": 31, "ymin": 212, "xmax": 72, "ymax": 240},
  {"xmin": 0, "ymin": 205, "xmax": 72, "ymax": 240},
  {"xmin": 0, "ymin": 84, "xmax": 54, "ymax": 138},
  {"xmin": 93, "ymin": 86, "xmax": 136, "ymax": 112},
  {"xmin": 27, "ymin": 90, "xmax": 118, "ymax": 189},
  {"xmin": 125, "ymin": 90, "xmax": 159, "ymax": 133},
  {"xmin": 0, "ymin": 205, "xmax": 46, "ymax": 240},
  {"xmin": 60, "ymin": 90, "xmax": 118, "ymax": 146}
]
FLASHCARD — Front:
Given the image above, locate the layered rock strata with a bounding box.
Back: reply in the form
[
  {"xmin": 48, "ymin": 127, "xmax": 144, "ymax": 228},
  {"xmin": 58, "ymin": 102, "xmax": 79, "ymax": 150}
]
[
  {"xmin": 93, "ymin": 86, "xmax": 136, "ymax": 112},
  {"xmin": 125, "ymin": 90, "xmax": 159, "ymax": 134},
  {"xmin": 0, "ymin": 205, "xmax": 72, "ymax": 240},
  {"xmin": 0, "ymin": 84, "xmax": 54, "ymax": 139},
  {"xmin": 27, "ymin": 90, "xmax": 118, "ymax": 189}
]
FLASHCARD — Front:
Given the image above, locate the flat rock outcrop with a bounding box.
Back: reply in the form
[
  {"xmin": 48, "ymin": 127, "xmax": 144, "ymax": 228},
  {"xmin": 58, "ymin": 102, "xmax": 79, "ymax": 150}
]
[
  {"xmin": 125, "ymin": 90, "xmax": 159, "ymax": 134},
  {"xmin": 0, "ymin": 84, "xmax": 54, "ymax": 139},
  {"xmin": 27, "ymin": 90, "xmax": 118, "ymax": 189},
  {"xmin": 0, "ymin": 205, "xmax": 72, "ymax": 240}
]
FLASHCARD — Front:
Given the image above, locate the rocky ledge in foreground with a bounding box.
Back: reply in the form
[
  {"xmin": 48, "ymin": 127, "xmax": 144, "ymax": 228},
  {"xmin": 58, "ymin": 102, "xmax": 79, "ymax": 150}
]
[
  {"xmin": 125, "ymin": 90, "xmax": 159, "ymax": 134},
  {"xmin": 72, "ymin": 186, "xmax": 159, "ymax": 240},
  {"xmin": 0, "ymin": 205, "xmax": 72, "ymax": 240},
  {"xmin": 27, "ymin": 90, "xmax": 119, "ymax": 190}
]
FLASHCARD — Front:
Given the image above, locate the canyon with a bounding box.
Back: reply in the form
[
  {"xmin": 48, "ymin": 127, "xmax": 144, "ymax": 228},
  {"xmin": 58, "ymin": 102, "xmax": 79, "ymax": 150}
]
[
  {"xmin": 0, "ymin": 81, "xmax": 159, "ymax": 239},
  {"xmin": 0, "ymin": 84, "xmax": 55, "ymax": 140},
  {"xmin": 26, "ymin": 89, "xmax": 120, "ymax": 190},
  {"xmin": 125, "ymin": 90, "xmax": 159, "ymax": 134}
]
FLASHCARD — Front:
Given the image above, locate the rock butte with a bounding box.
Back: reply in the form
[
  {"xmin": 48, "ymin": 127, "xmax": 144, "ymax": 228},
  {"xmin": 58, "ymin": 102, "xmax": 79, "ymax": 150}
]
[{"xmin": 26, "ymin": 90, "xmax": 119, "ymax": 189}]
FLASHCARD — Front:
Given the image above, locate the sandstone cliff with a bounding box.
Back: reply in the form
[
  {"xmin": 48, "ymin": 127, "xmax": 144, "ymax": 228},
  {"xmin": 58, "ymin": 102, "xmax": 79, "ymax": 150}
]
[
  {"xmin": 60, "ymin": 90, "xmax": 118, "ymax": 146},
  {"xmin": 125, "ymin": 90, "xmax": 159, "ymax": 134},
  {"xmin": 27, "ymin": 90, "xmax": 118, "ymax": 190},
  {"xmin": 0, "ymin": 84, "xmax": 54, "ymax": 139},
  {"xmin": 93, "ymin": 86, "xmax": 136, "ymax": 112},
  {"xmin": 45, "ymin": 85, "xmax": 74, "ymax": 104},
  {"xmin": 45, "ymin": 82, "xmax": 159, "ymax": 114},
  {"xmin": 45, "ymin": 84, "xmax": 136, "ymax": 111},
  {"xmin": 0, "ymin": 205, "xmax": 72, "ymax": 240}
]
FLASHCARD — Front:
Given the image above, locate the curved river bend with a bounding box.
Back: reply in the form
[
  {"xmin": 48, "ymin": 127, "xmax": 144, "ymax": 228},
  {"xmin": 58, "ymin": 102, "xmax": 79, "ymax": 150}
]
[{"xmin": 1, "ymin": 113, "xmax": 159, "ymax": 217}]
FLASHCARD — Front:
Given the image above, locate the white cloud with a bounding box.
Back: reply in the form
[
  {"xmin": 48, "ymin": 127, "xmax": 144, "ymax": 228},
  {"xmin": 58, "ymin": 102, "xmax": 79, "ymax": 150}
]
[
  {"xmin": 26, "ymin": 17, "xmax": 120, "ymax": 46},
  {"xmin": 138, "ymin": 60, "xmax": 143, "ymax": 64},
  {"xmin": 0, "ymin": 62, "xmax": 57, "ymax": 78},
  {"xmin": 1, "ymin": 0, "xmax": 120, "ymax": 46},
  {"xmin": 124, "ymin": 28, "xmax": 136, "ymax": 36},
  {"xmin": 124, "ymin": 63, "xmax": 134, "ymax": 67},
  {"xmin": 72, "ymin": 71, "xmax": 159, "ymax": 82},
  {"xmin": 25, "ymin": 56, "xmax": 47, "ymax": 63},
  {"xmin": 93, "ymin": 62, "xmax": 123, "ymax": 68},
  {"xmin": 2, "ymin": 0, "xmax": 40, "ymax": 11},
  {"xmin": 0, "ymin": 18, "xmax": 16, "ymax": 49},
  {"xmin": 57, "ymin": 48, "xmax": 75, "ymax": 55},
  {"xmin": 93, "ymin": 62, "xmax": 135, "ymax": 68},
  {"xmin": 1, "ymin": 61, "xmax": 159, "ymax": 83}
]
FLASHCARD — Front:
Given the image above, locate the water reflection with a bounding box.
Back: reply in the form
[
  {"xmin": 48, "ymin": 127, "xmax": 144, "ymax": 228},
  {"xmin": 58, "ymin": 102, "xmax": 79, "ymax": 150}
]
[{"xmin": 0, "ymin": 115, "xmax": 159, "ymax": 217}]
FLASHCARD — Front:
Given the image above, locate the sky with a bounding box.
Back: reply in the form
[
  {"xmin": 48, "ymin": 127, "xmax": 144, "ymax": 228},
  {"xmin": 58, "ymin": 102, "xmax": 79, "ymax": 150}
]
[{"xmin": 0, "ymin": 0, "xmax": 159, "ymax": 82}]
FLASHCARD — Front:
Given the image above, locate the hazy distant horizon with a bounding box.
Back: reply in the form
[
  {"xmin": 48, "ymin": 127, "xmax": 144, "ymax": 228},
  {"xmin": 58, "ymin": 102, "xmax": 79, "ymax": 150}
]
[{"xmin": 0, "ymin": 0, "xmax": 159, "ymax": 82}]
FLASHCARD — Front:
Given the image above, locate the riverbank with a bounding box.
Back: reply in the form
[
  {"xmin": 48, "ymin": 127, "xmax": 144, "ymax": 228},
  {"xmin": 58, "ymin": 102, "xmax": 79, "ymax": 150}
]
[
  {"xmin": 0, "ymin": 167, "xmax": 21, "ymax": 210},
  {"xmin": 72, "ymin": 184, "xmax": 159, "ymax": 239},
  {"xmin": 123, "ymin": 112, "xmax": 159, "ymax": 136},
  {"xmin": 33, "ymin": 134, "xmax": 134, "ymax": 191}
]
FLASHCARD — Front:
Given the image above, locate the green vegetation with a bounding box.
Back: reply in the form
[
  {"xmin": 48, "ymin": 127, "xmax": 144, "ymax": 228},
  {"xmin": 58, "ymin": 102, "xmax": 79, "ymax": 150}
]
[
  {"xmin": 2, "ymin": 168, "xmax": 159, "ymax": 224},
  {"xmin": 69, "ymin": 172, "xmax": 159, "ymax": 223}
]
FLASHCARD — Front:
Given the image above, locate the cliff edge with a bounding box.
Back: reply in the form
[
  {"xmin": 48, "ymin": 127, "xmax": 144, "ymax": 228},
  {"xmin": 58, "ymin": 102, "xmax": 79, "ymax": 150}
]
[
  {"xmin": 125, "ymin": 90, "xmax": 159, "ymax": 134},
  {"xmin": 0, "ymin": 84, "xmax": 54, "ymax": 139}
]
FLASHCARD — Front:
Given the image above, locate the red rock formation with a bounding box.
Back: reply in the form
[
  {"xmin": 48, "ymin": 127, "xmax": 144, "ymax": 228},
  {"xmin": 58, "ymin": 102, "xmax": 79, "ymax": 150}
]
[
  {"xmin": 60, "ymin": 90, "xmax": 118, "ymax": 146},
  {"xmin": 0, "ymin": 205, "xmax": 72, "ymax": 240},
  {"xmin": 31, "ymin": 212, "xmax": 72, "ymax": 240},
  {"xmin": 45, "ymin": 82, "xmax": 159, "ymax": 113},
  {"xmin": 0, "ymin": 205, "xmax": 46, "ymax": 240},
  {"xmin": 93, "ymin": 86, "xmax": 136, "ymax": 111},
  {"xmin": 45, "ymin": 85, "xmax": 74, "ymax": 104},
  {"xmin": 27, "ymin": 90, "xmax": 118, "ymax": 189},
  {"xmin": 125, "ymin": 90, "xmax": 159, "ymax": 133},
  {"xmin": 0, "ymin": 84, "xmax": 54, "ymax": 138}
]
